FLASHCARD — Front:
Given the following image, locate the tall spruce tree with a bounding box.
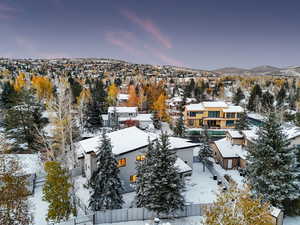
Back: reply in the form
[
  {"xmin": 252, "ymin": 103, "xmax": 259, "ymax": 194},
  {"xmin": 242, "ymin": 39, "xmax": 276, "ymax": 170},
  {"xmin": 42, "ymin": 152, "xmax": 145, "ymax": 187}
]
[
  {"xmin": 135, "ymin": 139, "xmax": 156, "ymax": 208},
  {"xmin": 232, "ymin": 87, "xmax": 245, "ymax": 106},
  {"xmin": 198, "ymin": 126, "xmax": 212, "ymax": 172},
  {"xmin": 245, "ymin": 112, "xmax": 299, "ymax": 212},
  {"xmin": 89, "ymin": 132, "xmax": 123, "ymax": 211},
  {"xmin": 261, "ymin": 91, "xmax": 274, "ymax": 112},
  {"xmin": 84, "ymin": 79, "xmax": 106, "ymax": 132},
  {"xmin": 276, "ymin": 86, "xmax": 287, "ymax": 108},
  {"xmin": 174, "ymin": 105, "xmax": 185, "ymax": 137},
  {"xmin": 247, "ymin": 84, "xmax": 262, "ymax": 112},
  {"xmin": 235, "ymin": 111, "xmax": 250, "ymax": 131},
  {"xmin": 142, "ymin": 133, "xmax": 185, "ymax": 215}
]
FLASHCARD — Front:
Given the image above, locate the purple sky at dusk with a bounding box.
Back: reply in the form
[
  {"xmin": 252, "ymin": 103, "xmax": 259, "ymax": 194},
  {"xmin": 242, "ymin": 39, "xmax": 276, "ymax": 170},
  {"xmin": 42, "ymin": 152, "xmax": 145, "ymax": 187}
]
[{"xmin": 1, "ymin": 0, "xmax": 300, "ymax": 69}]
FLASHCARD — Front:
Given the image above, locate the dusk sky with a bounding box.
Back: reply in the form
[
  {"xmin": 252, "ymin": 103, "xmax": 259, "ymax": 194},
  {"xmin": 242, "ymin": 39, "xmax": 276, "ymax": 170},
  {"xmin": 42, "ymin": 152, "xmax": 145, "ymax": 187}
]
[{"xmin": 1, "ymin": 0, "xmax": 300, "ymax": 69}]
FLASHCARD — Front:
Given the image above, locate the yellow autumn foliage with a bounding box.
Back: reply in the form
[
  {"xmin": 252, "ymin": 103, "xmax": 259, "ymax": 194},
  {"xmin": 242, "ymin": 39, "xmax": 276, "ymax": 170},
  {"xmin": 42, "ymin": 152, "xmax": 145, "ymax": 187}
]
[
  {"xmin": 14, "ymin": 72, "xmax": 26, "ymax": 92},
  {"xmin": 31, "ymin": 76, "xmax": 53, "ymax": 100}
]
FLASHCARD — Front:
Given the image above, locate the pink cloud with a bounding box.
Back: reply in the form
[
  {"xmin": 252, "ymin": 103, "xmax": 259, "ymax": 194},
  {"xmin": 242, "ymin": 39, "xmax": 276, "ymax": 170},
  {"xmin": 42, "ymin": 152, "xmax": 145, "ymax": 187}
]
[
  {"xmin": 145, "ymin": 45, "xmax": 184, "ymax": 67},
  {"xmin": 105, "ymin": 31, "xmax": 143, "ymax": 56},
  {"xmin": 121, "ymin": 9, "xmax": 172, "ymax": 49}
]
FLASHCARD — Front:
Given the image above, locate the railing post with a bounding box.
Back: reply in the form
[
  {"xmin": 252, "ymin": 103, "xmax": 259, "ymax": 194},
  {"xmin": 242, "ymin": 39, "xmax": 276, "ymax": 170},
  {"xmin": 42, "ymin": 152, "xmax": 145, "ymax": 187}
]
[{"xmin": 92, "ymin": 213, "xmax": 95, "ymax": 225}]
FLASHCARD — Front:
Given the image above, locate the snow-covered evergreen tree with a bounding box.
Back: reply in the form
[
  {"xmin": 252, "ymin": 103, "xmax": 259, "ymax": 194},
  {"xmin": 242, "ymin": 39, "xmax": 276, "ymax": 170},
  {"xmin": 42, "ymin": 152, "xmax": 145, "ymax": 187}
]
[
  {"xmin": 245, "ymin": 112, "xmax": 299, "ymax": 211},
  {"xmin": 174, "ymin": 105, "xmax": 185, "ymax": 137},
  {"xmin": 142, "ymin": 133, "xmax": 185, "ymax": 215},
  {"xmin": 232, "ymin": 87, "xmax": 245, "ymax": 105},
  {"xmin": 135, "ymin": 138, "xmax": 156, "ymax": 208},
  {"xmin": 89, "ymin": 132, "xmax": 123, "ymax": 211},
  {"xmin": 235, "ymin": 111, "xmax": 250, "ymax": 131},
  {"xmin": 198, "ymin": 126, "xmax": 212, "ymax": 172}
]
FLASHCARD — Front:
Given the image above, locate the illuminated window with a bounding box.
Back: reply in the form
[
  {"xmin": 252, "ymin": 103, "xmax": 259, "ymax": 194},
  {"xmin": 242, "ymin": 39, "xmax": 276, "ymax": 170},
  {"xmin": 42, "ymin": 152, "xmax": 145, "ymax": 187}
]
[
  {"xmin": 118, "ymin": 158, "xmax": 126, "ymax": 167},
  {"xmin": 136, "ymin": 155, "xmax": 145, "ymax": 161},
  {"xmin": 130, "ymin": 175, "xmax": 137, "ymax": 182}
]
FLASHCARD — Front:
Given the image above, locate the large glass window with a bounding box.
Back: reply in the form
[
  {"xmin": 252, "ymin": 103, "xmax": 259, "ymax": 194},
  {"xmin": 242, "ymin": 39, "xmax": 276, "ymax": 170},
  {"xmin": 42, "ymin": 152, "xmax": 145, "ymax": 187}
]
[
  {"xmin": 130, "ymin": 175, "xmax": 137, "ymax": 182},
  {"xmin": 189, "ymin": 111, "xmax": 203, "ymax": 117},
  {"xmin": 226, "ymin": 113, "xmax": 236, "ymax": 118},
  {"xmin": 226, "ymin": 120, "xmax": 235, "ymax": 126},
  {"xmin": 136, "ymin": 155, "xmax": 145, "ymax": 161},
  {"xmin": 208, "ymin": 111, "xmax": 220, "ymax": 118}
]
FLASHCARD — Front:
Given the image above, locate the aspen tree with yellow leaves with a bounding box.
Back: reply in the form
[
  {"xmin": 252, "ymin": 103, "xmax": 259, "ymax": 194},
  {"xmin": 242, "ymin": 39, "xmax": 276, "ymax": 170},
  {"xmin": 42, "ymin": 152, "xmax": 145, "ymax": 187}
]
[
  {"xmin": 107, "ymin": 83, "xmax": 119, "ymax": 106},
  {"xmin": 127, "ymin": 85, "xmax": 139, "ymax": 107},
  {"xmin": 153, "ymin": 93, "xmax": 169, "ymax": 122},
  {"xmin": 203, "ymin": 184, "xmax": 273, "ymax": 225},
  {"xmin": 13, "ymin": 72, "xmax": 27, "ymax": 92},
  {"xmin": 31, "ymin": 75, "xmax": 53, "ymax": 100}
]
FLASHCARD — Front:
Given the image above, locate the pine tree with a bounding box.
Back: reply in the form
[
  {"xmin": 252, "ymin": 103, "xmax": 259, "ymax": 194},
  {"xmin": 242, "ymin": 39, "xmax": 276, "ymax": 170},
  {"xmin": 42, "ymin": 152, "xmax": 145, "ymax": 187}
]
[
  {"xmin": 203, "ymin": 183, "xmax": 273, "ymax": 225},
  {"xmin": 232, "ymin": 87, "xmax": 245, "ymax": 105},
  {"xmin": 142, "ymin": 133, "xmax": 185, "ymax": 216},
  {"xmin": 0, "ymin": 155, "xmax": 32, "ymax": 225},
  {"xmin": 245, "ymin": 112, "xmax": 299, "ymax": 211},
  {"xmin": 43, "ymin": 161, "xmax": 75, "ymax": 222},
  {"xmin": 247, "ymin": 84, "xmax": 262, "ymax": 112},
  {"xmin": 198, "ymin": 126, "xmax": 212, "ymax": 172},
  {"xmin": 261, "ymin": 91, "xmax": 274, "ymax": 112},
  {"xmin": 235, "ymin": 111, "xmax": 250, "ymax": 131},
  {"xmin": 0, "ymin": 81, "xmax": 18, "ymax": 109},
  {"xmin": 276, "ymin": 86, "xmax": 286, "ymax": 108},
  {"xmin": 89, "ymin": 132, "xmax": 123, "ymax": 211},
  {"xmin": 84, "ymin": 79, "xmax": 106, "ymax": 133},
  {"xmin": 174, "ymin": 106, "xmax": 185, "ymax": 137},
  {"xmin": 135, "ymin": 139, "xmax": 155, "ymax": 208}
]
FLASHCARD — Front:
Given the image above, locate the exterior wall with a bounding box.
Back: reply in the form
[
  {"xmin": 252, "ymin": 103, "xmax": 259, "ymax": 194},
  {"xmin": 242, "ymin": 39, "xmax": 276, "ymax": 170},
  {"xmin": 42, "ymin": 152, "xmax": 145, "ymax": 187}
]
[
  {"xmin": 239, "ymin": 158, "xmax": 247, "ymax": 169},
  {"xmin": 184, "ymin": 106, "xmax": 241, "ymax": 129},
  {"xmin": 83, "ymin": 145, "xmax": 194, "ymax": 190},
  {"xmin": 175, "ymin": 147, "xmax": 194, "ymax": 169}
]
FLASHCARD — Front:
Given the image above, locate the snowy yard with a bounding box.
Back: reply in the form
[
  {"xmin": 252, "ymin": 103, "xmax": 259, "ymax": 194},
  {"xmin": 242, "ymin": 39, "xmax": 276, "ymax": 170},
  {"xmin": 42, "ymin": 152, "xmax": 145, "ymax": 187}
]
[
  {"xmin": 184, "ymin": 162, "xmax": 218, "ymax": 204},
  {"xmin": 29, "ymin": 185, "xmax": 49, "ymax": 225}
]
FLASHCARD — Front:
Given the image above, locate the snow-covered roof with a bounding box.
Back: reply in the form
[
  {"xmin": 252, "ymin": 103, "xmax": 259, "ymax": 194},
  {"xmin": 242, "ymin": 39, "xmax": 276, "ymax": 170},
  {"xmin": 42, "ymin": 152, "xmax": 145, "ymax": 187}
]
[
  {"xmin": 282, "ymin": 123, "xmax": 300, "ymax": 140},
  {"xmin": 223, "ymin": 105, "xmax": 244, "ymax": 113},
  {"xmin": 77, "ymin": 127, "xmax": 199, "ymax": 157},
  {"xmin": 242, "ymin": 130, "xmax": 258, "ymax": 142},
  {"xmin": 1, "ymin": 154, "xmax": 43, "ymax": 175},
  {"xmin": 135, "ymin": 114, "xmax": 152, "ymax": 121},
  {"xmin": 108, "ymin": 107, "xmax": 137, "ymax": 113},
  {"xmin": 185, "ymin": 104, "xmax": 204, "ymax": 111},
  {"xmin": 175, "ymin": 158, "xmax": 192, "ymax": 173},
  {"xmin": 202, "ymin": 101, "xmax": 228, "ymax": 108},
  {"xmin": 77, "ymin": 126, "xmax": 156, "ymax": 155},
  {"xmin": 117, "ymin": 93, "xmax": 129, "ymax": 100},
  {"xmin": 270, "ymin": 206, "xmax": 281, "ymax": 217},
  {"xmin": 227, "ymin": 130, "xmax": 243, "ymax": 139},
  {"xmin": 214, "ymin": 138, "xmax": 247, "ymax": 159},
  {"xmin": 169, "ymin": 137, "xmax": 200, "ymax": 149},
  {"xmin": 247, "ymin": 113, "xmax": 266, "ymax": 121}
]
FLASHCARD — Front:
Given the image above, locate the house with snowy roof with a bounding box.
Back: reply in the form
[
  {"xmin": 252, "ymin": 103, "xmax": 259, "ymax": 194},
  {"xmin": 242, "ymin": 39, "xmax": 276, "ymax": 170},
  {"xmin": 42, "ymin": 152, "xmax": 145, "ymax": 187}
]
[
  {"xmin": 184, "ymin": 101, "xmax": 244, "ymax": 129},
  {"xmin": 101, "ymin": 107, "xmax": 152, "ymax": 130},
  {"xmin": 212, "ymin": 130, "xmax": 248, "ymax": 170},
  {"xmin": 76, "ymin": 126, "xmax": 199, "ymax": 191}
]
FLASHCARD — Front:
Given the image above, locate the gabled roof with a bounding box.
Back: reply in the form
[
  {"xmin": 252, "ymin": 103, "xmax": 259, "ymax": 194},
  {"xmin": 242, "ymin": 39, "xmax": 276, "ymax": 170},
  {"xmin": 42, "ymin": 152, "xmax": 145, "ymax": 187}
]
[
  {"xmin": 77, "ymin": 127, "xmax": 199, "ymax": 157},
  {"xmin": 108, "ymin": 107, "xmax": 137, "ymax": 113},
  {"xmin": 214, "ymin": 138, "xmax": 247, "ymax": 159}
]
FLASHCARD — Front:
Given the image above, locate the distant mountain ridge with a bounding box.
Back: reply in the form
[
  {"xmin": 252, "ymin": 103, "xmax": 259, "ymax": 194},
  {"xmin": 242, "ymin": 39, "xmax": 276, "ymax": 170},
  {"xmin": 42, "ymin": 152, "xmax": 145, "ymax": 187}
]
[{"xmin": 213, "ymin": 65, "xmax": 300, "ymax": 77}]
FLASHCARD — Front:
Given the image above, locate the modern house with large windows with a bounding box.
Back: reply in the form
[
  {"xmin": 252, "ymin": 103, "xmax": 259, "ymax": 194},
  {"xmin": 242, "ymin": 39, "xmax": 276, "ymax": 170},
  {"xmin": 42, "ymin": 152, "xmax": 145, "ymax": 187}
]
[
  {"xmin": 76, "ymin": 126, "xmax": 199, "ymax": 191},
  {"xmin": 184, "ymin": 101, "xmax": 244, "ymax": 129}
]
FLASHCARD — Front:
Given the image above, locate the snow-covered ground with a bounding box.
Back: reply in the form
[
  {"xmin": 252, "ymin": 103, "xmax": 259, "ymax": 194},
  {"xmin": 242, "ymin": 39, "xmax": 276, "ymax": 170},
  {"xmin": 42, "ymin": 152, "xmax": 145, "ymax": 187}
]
[
  {"xmin": 284, "ymin": 216, "xmax": 300, "ymax": 225},
  {"xmin": 184, "ymin": 162, "xmax": 218, "ymax": 204},
  {"xmin": 29, "ymin": 185, "xmax": 49, "ymax": 225},
  {"xmin": 213, "ymin": 163, "xmax": 244, "ymax": 187}
]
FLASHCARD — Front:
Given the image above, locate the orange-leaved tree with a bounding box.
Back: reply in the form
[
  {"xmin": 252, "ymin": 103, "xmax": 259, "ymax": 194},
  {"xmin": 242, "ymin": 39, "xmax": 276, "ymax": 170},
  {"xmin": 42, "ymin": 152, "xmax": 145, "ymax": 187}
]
[{"xmin": 127, "ymin": 85, "xmax": 139, "ymax": 107}]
